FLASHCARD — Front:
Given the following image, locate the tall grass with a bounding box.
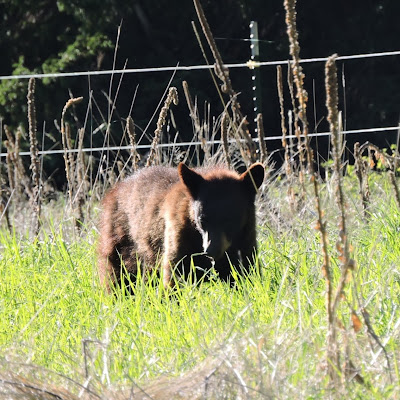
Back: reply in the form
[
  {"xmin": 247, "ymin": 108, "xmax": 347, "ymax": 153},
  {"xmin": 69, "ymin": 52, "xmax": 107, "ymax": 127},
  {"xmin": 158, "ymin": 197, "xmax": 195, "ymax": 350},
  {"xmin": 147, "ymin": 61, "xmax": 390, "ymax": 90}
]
[{"xmin": 1, "ymin": 174, "xmax": 400, "ymax": 398}]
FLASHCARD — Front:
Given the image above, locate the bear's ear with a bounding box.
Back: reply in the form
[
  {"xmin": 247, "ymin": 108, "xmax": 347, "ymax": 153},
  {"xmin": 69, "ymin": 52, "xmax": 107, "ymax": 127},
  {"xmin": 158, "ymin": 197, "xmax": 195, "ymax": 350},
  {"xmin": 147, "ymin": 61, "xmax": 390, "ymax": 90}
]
[
  {"xmin": 178, "ymin": 163, "xmax": 204, "ymax": 197},
  {"xmin": 240, "ymin": 163, "xmax": 265, "ymax": 193}
]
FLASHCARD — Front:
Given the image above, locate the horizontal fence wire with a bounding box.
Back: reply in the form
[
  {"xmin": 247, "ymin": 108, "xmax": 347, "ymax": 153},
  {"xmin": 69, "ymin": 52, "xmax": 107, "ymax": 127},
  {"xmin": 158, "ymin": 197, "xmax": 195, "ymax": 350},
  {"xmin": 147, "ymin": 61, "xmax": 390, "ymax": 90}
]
[
  {"xmin": 0, "ymin": 49, "xmax": 399, "ymax": 158},
  {"xmin": 0, "ymin": 126, "xmax": 398, "ymax": 158},
  {"xmin": 0, "ymin": 50, "xmax": 400, "ymax": 81}
]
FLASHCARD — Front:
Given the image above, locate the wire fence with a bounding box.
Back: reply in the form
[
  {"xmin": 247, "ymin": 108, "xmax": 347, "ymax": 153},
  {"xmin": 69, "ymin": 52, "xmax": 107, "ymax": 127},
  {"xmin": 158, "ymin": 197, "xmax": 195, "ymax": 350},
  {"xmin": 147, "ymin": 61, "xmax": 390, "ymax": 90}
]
[
  {"xmin": 0, "ymin": 126, "xmax": 399, "ymax": 158},
  {"xmin": 1, "ymin": 48, "xmax": 400, "ymax": 159},
  {"xmin": 1, "ymin": 49, "xmax": 400, "ymax": 81}
]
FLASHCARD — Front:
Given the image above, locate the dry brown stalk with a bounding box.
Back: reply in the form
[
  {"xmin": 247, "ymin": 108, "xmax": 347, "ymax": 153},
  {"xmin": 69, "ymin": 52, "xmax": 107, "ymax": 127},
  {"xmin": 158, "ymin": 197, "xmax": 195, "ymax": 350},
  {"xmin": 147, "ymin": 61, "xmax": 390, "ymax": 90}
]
[
  {"xmin": 183, "ymin": 79, "xmax": 211, "ymax": 163},
  {"xmin": 4, "ymin": 125, "xmax": 33, "ymax": 203},
  {"xmin": 65, "ymin": 122, "xmax": 75, "ymax": 180},
  {"xmin": 284, "ymin": 1, "xmax": 308, "ymax": 128},
  {"xmin": 359, "ymin": 142, "xmax": 397, "ymax": 164},
  {"xmin": 221, "ymin": 111, "xmax": 231, "ymax": 168},
  {"xmin": 27, "ymin": 77, "xmax": 41, "ymax": 235},
  {"xmin": 284, "ymin": 0, "xmax": 322, "ymax": 184},
  {"xmin": 76, "ymin": 128, "xmax": 85, "ymax": 183},
  {"xmin": 191, "ymin": 21, "xmax": 226, "ymax": 108},
  {"xmin": 326, "ymin": 55, "xmax": 346, "ymax": 229},
  {"xmin": 4, "ymin": 125, "xmax": 15, "ymax": 152},
  {"xmin": 284, "ymin": 0, "xmax": 337, "ymax": 384},
  {"xmin": 126, "ymin": 116, "xmax": 139, "ymax": 171},
  {"xmin": 0, "ymin": 147, "xmax": 11, "ymax": 230},
  {"xmin": 14, "ymin": 127, "xmax": 21, "ymax": 161},
  {"xmin": 192, "ymin": 0, "xmax": 257, "ymax": 163},
  {"xmin": 60, "ymin": 96, "xmax": 83, "ymax": 207},
  {"xmin": 4, "ymin": 140, "xmax": 15, "ymax": 192},
  {"xmin": 75, "ymin": 127, "xmax": 86, "ymax": 227},
  {"xmin": 256, "ymin": 113, "xmax": 267, "ymax": 163},
  {"xmin": 324, "ymin": 53, "xmax": 351, "ymax": 386},
  {"xmin": 389, "ymin": 169, "xmax": 400, "ymax": 209},
  {"xmin": 146, "ymin": 87, "xmax": 178, "ymax": 167},
  {"xmin": 389, "ymin": 141, "xmax": 400, "ymax": 209},
  {"xmin": 359, "ymin": 141, "xmax": 400, "ymax": 210},
  {"xmin": 192, "ymin": 0, "xmax": 231, "ymax": 95},
  {"xmin": 354, "ymin": 142, "xmax": 370, "ymax": 219},
  {"xmin": 198, "ymin": 101, "xmax": 212, "ymax": 161},
  {"xmin": 107, "ymin": 168, "xmax": 116, "ymax": 187},
  {"xmin": 326, "ymin": 55, "xmax": 354, "ymax": 324},
  {"xmin": 182, "ymin": 81, "xmax": 201, "ymax": 134},
  {"xmin": 287, "ymin": 112, "xmax": 298, "ymax": 209},
  {"xmin": 286, "ymin": 63, "xmax": 306, "ymax": 199},
  {"xmin": 231, "ymin": 117, "xmax": 253, "ymax": 164},
  {"xmin": 326, "ymin": 54, "xmax": 369, "ymax": 388},
  {"xmin": 116, "ymin": 160, "xmax": 125, "ymax": 180},
  {"xmin": 278, "ymin": 66, "xmax": 296, "ymax": 209},
  {"xmin": 277, "ymin": 66, "xmax": 287, "ymax": 151},
  {"xmin": 352, "ymin": 141, "xmax": 395, "ymax": 380},
  {"xmin": 4, "ymin": 127, "xmax": 18, "ymax": 195},
  {"xmin": 18, "ymin": 132, "xmax": 34, "ymax": 199}
]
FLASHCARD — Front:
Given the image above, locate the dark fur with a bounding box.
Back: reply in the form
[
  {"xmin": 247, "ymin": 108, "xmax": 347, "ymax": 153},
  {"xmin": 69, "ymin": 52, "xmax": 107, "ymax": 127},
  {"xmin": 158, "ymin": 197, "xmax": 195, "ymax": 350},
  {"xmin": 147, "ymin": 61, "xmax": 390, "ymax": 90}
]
[{"xmin": 97, "ymin": 163, "xmax": 264, "ymax": 290}]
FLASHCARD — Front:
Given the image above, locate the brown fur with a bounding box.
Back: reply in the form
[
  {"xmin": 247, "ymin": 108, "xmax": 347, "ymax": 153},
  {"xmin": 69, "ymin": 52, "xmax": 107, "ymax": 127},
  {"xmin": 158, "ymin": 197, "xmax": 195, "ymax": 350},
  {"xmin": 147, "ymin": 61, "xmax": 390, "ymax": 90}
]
[{"xmin": 97, "ymin": 163, "xmax": 265, "ymax": 291}]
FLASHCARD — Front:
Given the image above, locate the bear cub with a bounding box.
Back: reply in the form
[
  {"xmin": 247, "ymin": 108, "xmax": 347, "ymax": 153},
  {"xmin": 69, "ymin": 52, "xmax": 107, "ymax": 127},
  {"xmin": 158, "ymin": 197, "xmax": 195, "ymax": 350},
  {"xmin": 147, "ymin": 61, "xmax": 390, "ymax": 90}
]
[{"xmin": 97, "ymin": 162, "xmax": 265, "ymax": 290}]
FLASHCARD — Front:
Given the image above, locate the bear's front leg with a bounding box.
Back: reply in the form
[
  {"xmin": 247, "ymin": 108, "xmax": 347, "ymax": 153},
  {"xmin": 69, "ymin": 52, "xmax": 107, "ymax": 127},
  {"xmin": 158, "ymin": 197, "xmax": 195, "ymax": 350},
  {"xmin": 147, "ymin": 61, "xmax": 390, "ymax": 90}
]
[
  {"xmin": 162, "ymin": 255, "xmax": 174, "ymax": 288},
  {"xmin": 162, "ymin": 221, "xmax": 179, "ymax": 289},
  {"xmin": 238, "ymin": 223, "xmax": 258, "ymax": 275}
]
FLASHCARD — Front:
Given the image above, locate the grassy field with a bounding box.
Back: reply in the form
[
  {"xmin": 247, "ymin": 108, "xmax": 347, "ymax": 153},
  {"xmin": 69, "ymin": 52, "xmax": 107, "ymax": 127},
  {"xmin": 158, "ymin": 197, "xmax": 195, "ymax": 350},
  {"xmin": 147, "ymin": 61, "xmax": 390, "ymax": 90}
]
[
  {"xmin": 1, "ymin": 173, "xmax": 399, "ymax": 399},
  {"xmin": 1, "ymin": 0, "xmax": 399, "ymax": 397}
]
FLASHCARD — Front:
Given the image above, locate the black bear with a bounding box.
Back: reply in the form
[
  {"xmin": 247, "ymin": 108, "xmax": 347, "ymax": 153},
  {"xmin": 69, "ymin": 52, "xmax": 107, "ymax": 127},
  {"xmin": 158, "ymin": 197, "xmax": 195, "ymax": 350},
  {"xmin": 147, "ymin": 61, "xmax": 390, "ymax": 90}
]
[{"xmin": 97, "ymin": 162, "xmax": 264, "ymax": 290}]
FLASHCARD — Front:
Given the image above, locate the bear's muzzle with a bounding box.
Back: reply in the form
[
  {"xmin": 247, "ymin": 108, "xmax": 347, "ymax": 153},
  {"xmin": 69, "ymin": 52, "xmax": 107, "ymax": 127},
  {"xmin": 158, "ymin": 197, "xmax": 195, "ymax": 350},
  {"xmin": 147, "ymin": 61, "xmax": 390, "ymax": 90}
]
[{"xmin": 202, "ymin": 231, "xmax": 231, "ymax": 260}]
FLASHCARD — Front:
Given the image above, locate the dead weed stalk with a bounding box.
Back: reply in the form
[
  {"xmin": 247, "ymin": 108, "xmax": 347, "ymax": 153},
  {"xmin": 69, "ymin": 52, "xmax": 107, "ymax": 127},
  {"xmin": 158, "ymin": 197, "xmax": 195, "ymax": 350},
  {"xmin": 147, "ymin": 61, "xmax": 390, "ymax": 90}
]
[
  {"xmin": 4, "ymin": 125, "xmax": 32, "ymax": 200},
  {"xmin": 192, "ymin": 0, "xmax": 257, "ymax": 164},
  {"xmin": 146, "ymin": 87, "xmax": 178, "ymax": 167},
  {"xmin": 60, "ymin": 96, "xmax": 85, "ymax": 228},
  {"xmin": 354, "ymin": 142, "xmax": 371, "ymax": 219},
  {"xmin": 277, "ymin": 65, "xmax": 297, "ymax": 211},
  {"xmin": 285, "ymin": 0, "xmax": 345, "ymax": 387},
  {"xmin": 357, "ymin": 141, "xmax": 400, "ymax": 210},
  {"xmin": 126, "ymin": 116, "xmax": 140, "ymax": 172},
  {"xmin": 221, "ymin": 111, "xmax": 231, "ymax": 168},
  {"xmin": 326, "ymin": 55, "xmax": 357, "ymax": 387},
  {"xmin": 27, "ymin": 78, "xmax": 41, "ymax": 235},
  {"xmin": 256, "ymin": 113, "xmax": 267, "ymax": 164}
]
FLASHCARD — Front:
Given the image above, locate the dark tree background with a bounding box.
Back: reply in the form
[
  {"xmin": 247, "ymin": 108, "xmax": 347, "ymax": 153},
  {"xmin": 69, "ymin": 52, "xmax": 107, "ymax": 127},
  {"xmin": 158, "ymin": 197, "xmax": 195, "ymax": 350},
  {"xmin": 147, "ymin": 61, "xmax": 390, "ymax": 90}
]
[{"xmin": 1, "ymin": 0, "xmax": 399, "ymax": 182}]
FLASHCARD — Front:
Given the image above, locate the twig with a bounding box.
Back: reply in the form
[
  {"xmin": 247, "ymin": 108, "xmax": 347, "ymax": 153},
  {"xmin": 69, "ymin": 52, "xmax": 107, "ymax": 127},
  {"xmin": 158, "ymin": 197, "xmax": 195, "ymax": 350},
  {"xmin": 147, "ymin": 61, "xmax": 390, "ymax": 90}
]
[
  {"xmin": 126, "ymin": 116, "xmax": 139, "ymax": 171},
  {"xmin": 354, "ymin": 142, "xmax": 370, "ymax": 219},
  {"xmin": 146, "ymin": 87, "xmax": 178, "ymax": 167},
  {"xmin": 182, "ymin": 80, "xmax": 201, "ymax": 135},
  {"xmin": 257, "ymin": 113, "xmax": 267, "ymax": 163},
  {"xmin": 192, "ymin": 0, "xmax": 257, "ymax": 163},
  {"xmin": 27, "ymin": 78, "xmax": 41, "ymax": 235},
  {"xmin": 60, "ymin": 96, "xmax": 83, "ymax": 208},
  {"xmin": 284, "ymin": 0, "xmax": 337, "ymax": 384},
  {"xmin": 221, "ymin": 111, "xmax": 231, "ymax": 168}
]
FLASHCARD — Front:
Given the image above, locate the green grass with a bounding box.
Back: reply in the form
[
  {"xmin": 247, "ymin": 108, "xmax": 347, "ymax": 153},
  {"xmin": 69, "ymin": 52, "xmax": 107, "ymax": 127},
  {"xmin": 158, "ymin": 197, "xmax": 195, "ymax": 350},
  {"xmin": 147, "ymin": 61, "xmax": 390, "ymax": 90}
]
[{"xmin": 1, "ymin": 175, "xmax": 400, "ymax": 398}]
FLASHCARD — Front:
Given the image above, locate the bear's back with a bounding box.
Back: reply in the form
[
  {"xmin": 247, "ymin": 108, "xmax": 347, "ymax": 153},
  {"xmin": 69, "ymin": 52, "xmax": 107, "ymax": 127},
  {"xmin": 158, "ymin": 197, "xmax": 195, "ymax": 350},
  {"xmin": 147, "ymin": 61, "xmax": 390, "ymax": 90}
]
[
  {"xmin": 118, "ymin": 166, "xmax": 179, "ymax": 207},
  {"xmin": 116, "ymin": 166, "xmax": 182, "ymax": 264},
  {"xmin": 124, "ymin": 165, "xmax": 179, "ymax": 191}
]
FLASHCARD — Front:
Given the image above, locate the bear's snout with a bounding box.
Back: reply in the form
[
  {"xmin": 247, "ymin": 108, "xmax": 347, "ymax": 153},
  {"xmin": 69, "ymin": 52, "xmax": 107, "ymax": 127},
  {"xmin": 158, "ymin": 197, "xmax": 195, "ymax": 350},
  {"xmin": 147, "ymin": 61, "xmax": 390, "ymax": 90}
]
[{"xmin": 202, "ymin": 231, "xmax": 231, "ymax": 260}]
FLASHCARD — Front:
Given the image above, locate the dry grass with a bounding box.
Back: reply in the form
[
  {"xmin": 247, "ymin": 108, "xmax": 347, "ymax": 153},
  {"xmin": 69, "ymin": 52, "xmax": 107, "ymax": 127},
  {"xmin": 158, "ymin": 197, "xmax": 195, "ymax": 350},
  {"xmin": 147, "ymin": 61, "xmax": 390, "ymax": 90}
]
[{"xmin": 146, "ymin": 87, "xmax": 179, "ymax": 167}]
